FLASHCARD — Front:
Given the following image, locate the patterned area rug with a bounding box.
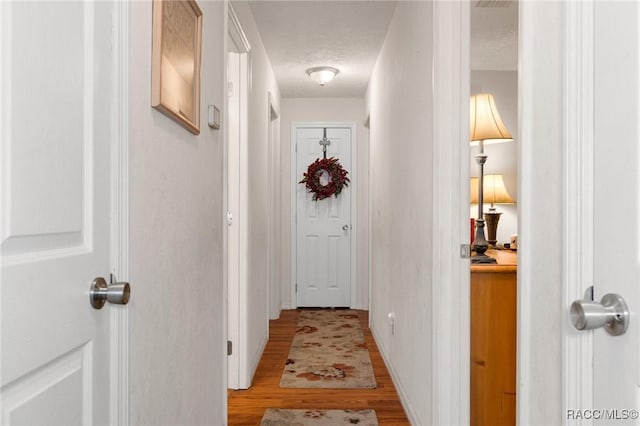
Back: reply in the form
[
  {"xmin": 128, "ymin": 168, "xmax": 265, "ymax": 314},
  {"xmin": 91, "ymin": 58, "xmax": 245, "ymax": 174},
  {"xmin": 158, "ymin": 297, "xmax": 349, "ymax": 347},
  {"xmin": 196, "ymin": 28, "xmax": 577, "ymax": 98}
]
[
  {"xmin": 261, "ymin": 408, "xmax": 378, "ymax": 425},
  {"xmin": 280, "ymin": 310, "xmax": 377, "ymax": 388}
]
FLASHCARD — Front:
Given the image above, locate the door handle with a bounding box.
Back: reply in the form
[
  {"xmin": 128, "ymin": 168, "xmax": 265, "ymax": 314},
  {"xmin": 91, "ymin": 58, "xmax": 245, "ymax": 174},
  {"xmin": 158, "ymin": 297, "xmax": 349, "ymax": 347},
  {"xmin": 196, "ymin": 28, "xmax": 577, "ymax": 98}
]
[
  {"xmin": 570, "ymin": 293, "xmax": 629, "ymax": 336},
  {"xmin": 90, "ymin": 277, "xmax": 131, "ymax": 309},
  {"xmin": 342, "ymin": 224, "xmax": 350, "ymax": 231}
]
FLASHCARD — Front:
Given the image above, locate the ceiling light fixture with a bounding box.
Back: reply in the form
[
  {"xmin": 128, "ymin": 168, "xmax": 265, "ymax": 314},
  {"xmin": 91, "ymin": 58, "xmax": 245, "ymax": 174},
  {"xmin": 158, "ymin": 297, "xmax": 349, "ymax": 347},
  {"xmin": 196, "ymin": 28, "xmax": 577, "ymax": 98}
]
[{"xmin": 306, "ymin": 66, "xmax": 339, "ymax": 86}]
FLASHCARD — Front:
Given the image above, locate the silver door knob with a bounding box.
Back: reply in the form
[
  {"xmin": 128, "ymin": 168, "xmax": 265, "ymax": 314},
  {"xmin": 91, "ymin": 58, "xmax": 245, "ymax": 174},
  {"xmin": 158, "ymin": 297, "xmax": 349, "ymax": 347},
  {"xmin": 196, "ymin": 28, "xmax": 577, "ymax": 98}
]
[
  {"xmin": 90, "ymin": 277, "xmax": 130, "ymax": 309},
  {"xmin": 570, "ymin": 293, "xmax": 629, "ymax": 336},
  {"xmin": 342, "ymin": 224, "xmax": 349, "ymax": 231}
]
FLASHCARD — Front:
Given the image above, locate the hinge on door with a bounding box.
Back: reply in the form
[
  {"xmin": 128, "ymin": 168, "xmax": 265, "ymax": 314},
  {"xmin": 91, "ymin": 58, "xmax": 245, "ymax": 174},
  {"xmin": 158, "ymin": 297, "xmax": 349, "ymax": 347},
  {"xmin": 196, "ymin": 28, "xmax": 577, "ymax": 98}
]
[
  {"xmin": 295, "ymin": 283, "xmax": 298, "ymax": 293},
  {"xmin": 460, "ymin": 244, "xmax": 471, "ymax": 259},
  {"xmin": 295, "ymin": 143, "xmax": 298, "ymax": 153},
  {"xmin": 227, "ymin": 340, "xmax": 232, "ymax": 356}
]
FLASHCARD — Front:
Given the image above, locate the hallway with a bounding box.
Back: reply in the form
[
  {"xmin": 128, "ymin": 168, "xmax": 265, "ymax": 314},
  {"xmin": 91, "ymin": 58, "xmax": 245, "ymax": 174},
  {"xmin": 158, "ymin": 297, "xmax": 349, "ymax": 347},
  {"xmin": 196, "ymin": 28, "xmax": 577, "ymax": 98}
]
[{"xmin": 227, "ymin": 310, "xmax": 409, "ymax": 425}]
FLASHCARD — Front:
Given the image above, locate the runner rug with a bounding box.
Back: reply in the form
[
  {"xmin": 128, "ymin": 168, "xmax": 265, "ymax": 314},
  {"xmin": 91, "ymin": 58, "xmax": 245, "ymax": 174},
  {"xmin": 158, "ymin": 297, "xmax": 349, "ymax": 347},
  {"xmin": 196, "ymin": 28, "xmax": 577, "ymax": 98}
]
[
  {"xmin": 261, "ymin": 409, "xmax": 378, "ymax": 425},
  {"xmin": 279, "ymin": 309, "xmax": 377, "ymax": 388}
]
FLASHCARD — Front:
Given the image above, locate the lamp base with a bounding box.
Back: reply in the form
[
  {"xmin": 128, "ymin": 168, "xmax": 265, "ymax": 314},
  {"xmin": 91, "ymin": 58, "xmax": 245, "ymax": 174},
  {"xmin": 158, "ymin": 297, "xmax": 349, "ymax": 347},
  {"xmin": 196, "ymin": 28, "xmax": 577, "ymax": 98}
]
[
  {"xmin": 471, "ymin": 217, "xmax": 497, "ymax": 264},
  {"xmin": 484, "ymin": 211, "xmax": 503, "ymax": 246},
  {"xmin": 471, "ymin": 253, "xmax": 497, "ymax": 264}
]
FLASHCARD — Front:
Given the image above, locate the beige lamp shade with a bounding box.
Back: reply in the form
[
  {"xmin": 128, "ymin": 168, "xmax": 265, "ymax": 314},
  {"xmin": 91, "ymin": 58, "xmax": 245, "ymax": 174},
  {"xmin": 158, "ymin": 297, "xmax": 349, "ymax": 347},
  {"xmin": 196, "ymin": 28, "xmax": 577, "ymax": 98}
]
[
  {"xmin": 470, "ymin": 93, "xmax": 513, "ymax": 145},
  {"xmin": 470, "ymin": 174, "xmax": 515, "ymax": 205}
]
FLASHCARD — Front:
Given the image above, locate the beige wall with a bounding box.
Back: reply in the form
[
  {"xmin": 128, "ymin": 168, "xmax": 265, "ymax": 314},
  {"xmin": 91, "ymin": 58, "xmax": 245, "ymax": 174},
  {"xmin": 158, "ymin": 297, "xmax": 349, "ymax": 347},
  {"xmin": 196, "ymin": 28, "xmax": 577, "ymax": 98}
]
[
  {"xmin": 279, "ymin": 97, "xmax": 369, "ymax": 310},
  {"xmin": 129, "ymin": 1, "xmax": 226, "ymax": 424},
  {"xmin": 365, "ymin": 2, "xmax": 434, "ymax": 423}
]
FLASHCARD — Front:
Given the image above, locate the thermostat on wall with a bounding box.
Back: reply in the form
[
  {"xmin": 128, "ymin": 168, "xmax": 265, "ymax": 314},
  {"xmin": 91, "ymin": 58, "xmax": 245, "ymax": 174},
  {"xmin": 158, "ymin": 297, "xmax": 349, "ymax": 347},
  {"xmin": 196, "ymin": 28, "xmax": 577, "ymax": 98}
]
[{"xmin": 208, "ymin": 105, "xmax": 220, "ymax": 129}]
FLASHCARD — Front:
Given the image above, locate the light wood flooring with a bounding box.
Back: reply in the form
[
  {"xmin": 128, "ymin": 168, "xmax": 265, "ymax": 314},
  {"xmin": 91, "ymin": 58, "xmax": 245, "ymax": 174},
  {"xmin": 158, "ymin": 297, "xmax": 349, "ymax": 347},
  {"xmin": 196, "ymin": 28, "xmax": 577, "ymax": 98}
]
[{"xmin": 227, "ymin": 309, "xmax": 410, "ymax": 425}]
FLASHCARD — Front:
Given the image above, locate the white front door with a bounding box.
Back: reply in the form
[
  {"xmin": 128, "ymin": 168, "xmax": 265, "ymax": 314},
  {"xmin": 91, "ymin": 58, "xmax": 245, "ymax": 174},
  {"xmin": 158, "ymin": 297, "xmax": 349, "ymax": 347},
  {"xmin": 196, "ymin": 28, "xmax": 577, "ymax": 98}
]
[
  {"xmin": 591, "ymin": 1, "xmax": 640, "ymax": 416},
  {"xmin": 294, "ymin": 125, "xmax": 354, "ymax": 308},
  {"xmin": 1, "ymin": 2, "xmax": 119, "ymax": 424}
]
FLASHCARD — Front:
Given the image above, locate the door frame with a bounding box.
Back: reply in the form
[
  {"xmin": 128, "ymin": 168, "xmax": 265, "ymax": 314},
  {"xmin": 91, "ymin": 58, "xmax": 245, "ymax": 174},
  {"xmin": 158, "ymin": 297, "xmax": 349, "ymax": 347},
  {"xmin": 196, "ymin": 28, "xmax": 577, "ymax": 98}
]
[
  {"xmin": 563, "ymin": 0, "xmax": 595, "ymax": 419},
  {"xmin": 267, "ymin": 92, "xmax": 281, "ymax": 319},
  {"xmin": 290, "ymin": 122, "xmax": 358, "ymax": 308},
  {"xmin": 110, "ymin": 1, "xmax": 131, "ymax": 423},
  {"xmin": 225, "ymin": 2, "xmax": 252, "ymax": 390},
  {"xmin": 430, "ymin": 2, "xmax": 471, "ymax": 424}
]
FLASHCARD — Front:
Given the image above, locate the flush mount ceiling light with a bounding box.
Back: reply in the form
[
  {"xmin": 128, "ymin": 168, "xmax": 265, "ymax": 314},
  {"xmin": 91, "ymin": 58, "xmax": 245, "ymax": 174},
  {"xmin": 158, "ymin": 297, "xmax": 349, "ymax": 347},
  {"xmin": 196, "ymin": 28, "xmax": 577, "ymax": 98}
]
[{"xmin": 306, "ymin": 66, "xmax": 339, "ymax": 86}]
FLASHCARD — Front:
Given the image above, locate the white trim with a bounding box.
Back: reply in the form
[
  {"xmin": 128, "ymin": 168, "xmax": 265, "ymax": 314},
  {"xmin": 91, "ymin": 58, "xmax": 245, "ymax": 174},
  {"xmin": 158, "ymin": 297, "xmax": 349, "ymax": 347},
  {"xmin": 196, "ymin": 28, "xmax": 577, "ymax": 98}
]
[
  {"xmin": 563, "ymin": 2, "xmax": 594, "ymax": 425},
  {"xmin": 228, "ymin": 3, "xmax": 250, "ymax": 53},
  {"xmin": 364, "ymin": 115, "xmax": 372, "ymax": 314},
  {"xmin": 370, "ymin": 324, "xmax": 419, "ymax": 424},
  {"xmin": 226, "ymin": 2, "xmax": 252, "ymax": 391},
  {"xmin": 267, "ymin": 91, "xmax": 281, "ymax": 320},
  {"xmin": 221, "ymin": 0, "xmax": 229, "ymax": 420},
  {"xmin": 290, "ymin": 122, "xmax": 358, "ymax": 309},
  {"xmin": 431, "ymin": 2, "xmax": 470, "ymax": 425},
  {"xmin": 109, "ymin": 1, "xmax": 130, "ymax": 424},
  {"xmin": 289, "ymin": 123, "xmax": 296, "ymax": 308},
  {"xmin": 517, "ymin": 3, "xmax": 534, "ymax": 422}
]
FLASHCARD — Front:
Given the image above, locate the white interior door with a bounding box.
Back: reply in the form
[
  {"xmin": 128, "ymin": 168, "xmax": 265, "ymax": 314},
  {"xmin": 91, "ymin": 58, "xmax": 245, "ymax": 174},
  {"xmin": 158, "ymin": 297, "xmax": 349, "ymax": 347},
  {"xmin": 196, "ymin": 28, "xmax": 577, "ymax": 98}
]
[
  {"xmin": 294, "ymin": 125, "xmax": 353, "ymax": 308},
  {"xmin": 1, "ymin": 2, "xmax": 118, "ymax": 424},
  {"xmin": 591, "ymin": 1, "xmax": 640, "ymax": 416}
]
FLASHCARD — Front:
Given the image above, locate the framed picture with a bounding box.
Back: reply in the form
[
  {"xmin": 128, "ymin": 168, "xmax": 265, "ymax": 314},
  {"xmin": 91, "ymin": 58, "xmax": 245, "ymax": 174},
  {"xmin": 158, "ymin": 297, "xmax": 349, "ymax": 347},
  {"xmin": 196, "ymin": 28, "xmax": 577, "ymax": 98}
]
[{"xmin": 151, "ymin": 0, "xmax": 203, "ymax": 135}]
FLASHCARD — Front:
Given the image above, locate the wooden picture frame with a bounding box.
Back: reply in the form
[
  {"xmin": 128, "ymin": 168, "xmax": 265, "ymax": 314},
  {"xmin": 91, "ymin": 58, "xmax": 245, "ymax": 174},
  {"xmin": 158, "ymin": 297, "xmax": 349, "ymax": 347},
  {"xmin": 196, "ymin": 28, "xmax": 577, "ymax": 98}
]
[{"xmin": 151, "ymin": 0, "xmax": 203, "ymax": 135}]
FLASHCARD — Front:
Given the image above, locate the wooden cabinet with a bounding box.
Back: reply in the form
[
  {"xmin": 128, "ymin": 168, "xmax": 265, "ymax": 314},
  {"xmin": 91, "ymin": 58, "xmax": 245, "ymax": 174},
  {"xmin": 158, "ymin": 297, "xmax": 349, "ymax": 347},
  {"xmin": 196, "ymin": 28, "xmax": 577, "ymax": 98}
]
[{"xmin": 471, "ymin": 250, "xmax": 517, "ymax": 426}]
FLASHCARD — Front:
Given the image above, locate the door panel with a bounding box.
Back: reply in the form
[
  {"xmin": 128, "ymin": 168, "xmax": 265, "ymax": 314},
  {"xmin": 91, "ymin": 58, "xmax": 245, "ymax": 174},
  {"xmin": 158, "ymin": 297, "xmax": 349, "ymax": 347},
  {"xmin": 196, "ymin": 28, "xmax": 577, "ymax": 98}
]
[
  {"xmin": 593, "ymin": 0, "xmax": 640, "ymax": 417},
  {"xmin": 295, "ymin": 126, "xmax": 352, "ymax": 307},
  {"xmin": 1, "ymin": 2, "xmax": 113, "ymax": 424}
]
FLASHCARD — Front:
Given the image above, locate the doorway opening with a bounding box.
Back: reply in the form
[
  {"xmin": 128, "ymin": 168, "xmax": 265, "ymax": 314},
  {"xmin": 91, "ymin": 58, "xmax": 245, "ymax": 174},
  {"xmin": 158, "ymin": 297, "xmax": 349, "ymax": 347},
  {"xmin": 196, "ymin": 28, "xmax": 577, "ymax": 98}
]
[{"xmin": 469, "ymin": 2, "xmax": 519, "ymax": 425}]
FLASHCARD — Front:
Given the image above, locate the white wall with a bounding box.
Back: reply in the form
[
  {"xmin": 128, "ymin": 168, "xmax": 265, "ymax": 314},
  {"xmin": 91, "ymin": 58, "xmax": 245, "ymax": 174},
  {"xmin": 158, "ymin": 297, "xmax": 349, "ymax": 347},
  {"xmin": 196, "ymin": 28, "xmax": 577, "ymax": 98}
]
[
  {"xmin": 231, "ymin": 0, "xmax": 282, "ymax": 374},
  {"xmin": 470, "ymin": 71, "xmax": 517, "ymax": 245},
  {"xmin": 280, "ymin": 98, "xmax": 369, "ymax": 310},
  {"xmin": 129, "ymin": 1, "xmax": 226, "ymax": 424},
  {"xmin": 365, "ymin": 2, "xmax": 433, "ymax": 423}
]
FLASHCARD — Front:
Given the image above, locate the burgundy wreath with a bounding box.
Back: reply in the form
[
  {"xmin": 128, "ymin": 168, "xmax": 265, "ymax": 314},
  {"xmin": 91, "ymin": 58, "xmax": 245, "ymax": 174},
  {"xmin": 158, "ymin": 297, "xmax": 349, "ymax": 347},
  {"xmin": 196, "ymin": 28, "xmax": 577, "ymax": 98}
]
[{"xmin": 299, "ymin": 157, "xmax": 350, "ymax": 201}]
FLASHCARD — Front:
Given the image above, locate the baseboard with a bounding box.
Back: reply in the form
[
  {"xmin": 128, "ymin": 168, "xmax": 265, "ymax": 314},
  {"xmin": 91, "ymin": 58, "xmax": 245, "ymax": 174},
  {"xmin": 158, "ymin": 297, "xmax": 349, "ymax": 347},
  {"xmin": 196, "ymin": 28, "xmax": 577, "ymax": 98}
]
[
  {"xmin": 269, "ymin": 308, "xmax": 281, "ymax": 320},
  {"xmin": 350, "ymin": 304, "xmax": 368, "ymax": 311},
  {"xmin": 370, "ymin": 322, "xmax": 420, "ymax": 425},
  {"xmin": 280, "ymin": 304, "xmax": 368, "ymax": 311},
  {"xmin": 249, "ymin": 330, "xmax": 269, "ymax": 384}
]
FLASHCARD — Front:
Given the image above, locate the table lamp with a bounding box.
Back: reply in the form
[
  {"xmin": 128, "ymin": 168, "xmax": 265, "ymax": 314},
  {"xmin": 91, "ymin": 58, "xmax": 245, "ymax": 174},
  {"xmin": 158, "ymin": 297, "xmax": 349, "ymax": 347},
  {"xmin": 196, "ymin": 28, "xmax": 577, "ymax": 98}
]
[
  {"xmin": 470, "ymin": 174, "xmax": 515, "ymax": 246},
  {"xmin": 470, "ymin": 93, "xmax": 513, "ymax": 264}
]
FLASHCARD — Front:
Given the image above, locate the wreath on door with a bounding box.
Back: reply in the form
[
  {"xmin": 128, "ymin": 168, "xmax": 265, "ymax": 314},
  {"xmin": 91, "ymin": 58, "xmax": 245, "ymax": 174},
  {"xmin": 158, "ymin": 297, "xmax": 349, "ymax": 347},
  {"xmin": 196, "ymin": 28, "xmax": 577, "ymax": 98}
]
[{"xmin": 299, "ymin": 157, "xmax": 350, "ymax": 201}]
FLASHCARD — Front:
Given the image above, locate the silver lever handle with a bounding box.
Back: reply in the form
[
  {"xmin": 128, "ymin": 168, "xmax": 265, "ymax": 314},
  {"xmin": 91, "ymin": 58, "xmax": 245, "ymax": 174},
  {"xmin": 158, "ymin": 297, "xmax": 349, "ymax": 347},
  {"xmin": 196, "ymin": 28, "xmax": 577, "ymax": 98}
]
[
  {"xmin": 342, "ymin": 224, "xmax": 349, "ymax": 231},
  {"xmin": 90, "ymin": 277, "xmax": 130, "ymax": 309},
  {"xmin": 570, "ymin": 293, "xmax": 629, "ymax": 336}
]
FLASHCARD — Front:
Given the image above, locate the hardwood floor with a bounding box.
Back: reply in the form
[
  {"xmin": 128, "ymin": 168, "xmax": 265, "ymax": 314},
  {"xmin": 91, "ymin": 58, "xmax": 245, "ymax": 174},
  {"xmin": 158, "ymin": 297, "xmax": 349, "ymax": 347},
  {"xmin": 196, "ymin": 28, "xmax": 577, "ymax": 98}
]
[{"xmin": 227, "ymin": 309, "xmax": 410, "ymax": 425}]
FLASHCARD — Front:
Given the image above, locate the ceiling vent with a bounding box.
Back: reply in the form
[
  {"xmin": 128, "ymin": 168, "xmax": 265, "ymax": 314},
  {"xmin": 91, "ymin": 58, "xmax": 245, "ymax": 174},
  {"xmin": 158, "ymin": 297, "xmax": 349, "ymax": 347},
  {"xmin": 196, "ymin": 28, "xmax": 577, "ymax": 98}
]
[{"xmin": 475, "ymin": 0, "xmax": 512, "ymax": 7}]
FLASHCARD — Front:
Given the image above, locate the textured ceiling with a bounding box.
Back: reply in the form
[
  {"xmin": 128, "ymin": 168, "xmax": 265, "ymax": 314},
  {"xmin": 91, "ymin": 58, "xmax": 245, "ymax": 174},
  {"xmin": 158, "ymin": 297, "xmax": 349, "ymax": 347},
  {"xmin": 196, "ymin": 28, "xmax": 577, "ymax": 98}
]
[
  {"xmin": 248, "ymin": 1, "xmax": 397, "ymax": 98},
  {"xmin": 471, "ymin": 1, "xmax": 518, "ymax": 71},
  {"xmin": 247, "ymin": 1, "xmax": 517, "ymax": 98}
]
